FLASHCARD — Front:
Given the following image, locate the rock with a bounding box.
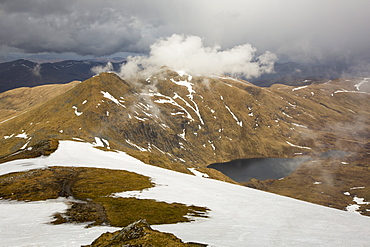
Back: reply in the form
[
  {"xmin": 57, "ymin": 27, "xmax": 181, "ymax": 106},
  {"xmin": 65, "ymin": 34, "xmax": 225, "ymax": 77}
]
[{"xmin": 83, "ymin": 219, "xmax": 207, "ymax": 247}]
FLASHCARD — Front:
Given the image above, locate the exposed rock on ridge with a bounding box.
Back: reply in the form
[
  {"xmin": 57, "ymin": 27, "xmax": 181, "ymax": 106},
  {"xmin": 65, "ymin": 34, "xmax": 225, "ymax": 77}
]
[{"xmin": 83, "ymin": 219, "xmax": 207, "ymax": 247}]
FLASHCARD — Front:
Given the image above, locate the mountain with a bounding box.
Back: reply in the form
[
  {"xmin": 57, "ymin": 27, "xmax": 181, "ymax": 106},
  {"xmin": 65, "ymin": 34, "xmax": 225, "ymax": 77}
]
[
  {"xmin": 0, "ymin": 70, "xmax": 369, "ymax": 216},
  {"xmin": 0, "ymin": 70, "xmax": 370, "ymax": 245},
  {"xmin": 249, "ymin": 61, "xmax": 358, "ymax": 87},
  {"xmin": 0, "ymin": 59, "xmax": 123, "ymax": 93}
]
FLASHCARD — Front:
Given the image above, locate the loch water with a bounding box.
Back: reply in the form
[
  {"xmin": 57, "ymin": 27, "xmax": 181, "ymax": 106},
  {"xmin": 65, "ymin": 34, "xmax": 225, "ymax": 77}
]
[{"xmin": 208, "ymin": 157, "xmax": 311, "ymax": 182}]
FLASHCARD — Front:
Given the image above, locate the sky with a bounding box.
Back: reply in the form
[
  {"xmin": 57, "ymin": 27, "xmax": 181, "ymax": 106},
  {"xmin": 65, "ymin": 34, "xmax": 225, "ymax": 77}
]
[{"xmin": 0, "ymin": 0, "xmax": 369, "ymax": 66}]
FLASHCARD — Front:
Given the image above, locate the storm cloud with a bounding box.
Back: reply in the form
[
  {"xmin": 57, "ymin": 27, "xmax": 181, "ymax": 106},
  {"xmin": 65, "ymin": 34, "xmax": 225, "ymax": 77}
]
[{"xmin": 0, "ymin": 0, "xmax": 369, "ymax": 64}]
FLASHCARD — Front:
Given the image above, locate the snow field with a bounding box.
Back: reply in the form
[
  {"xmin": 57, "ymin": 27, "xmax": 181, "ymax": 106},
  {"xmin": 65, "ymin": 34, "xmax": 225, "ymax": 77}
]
[
  {"xmin": 1, "ymin": 141, "xmax": 370, "ymax": 246},
  {"xmin": 0, "ymin": 198, "xmax": 119, "ymax": 247}
]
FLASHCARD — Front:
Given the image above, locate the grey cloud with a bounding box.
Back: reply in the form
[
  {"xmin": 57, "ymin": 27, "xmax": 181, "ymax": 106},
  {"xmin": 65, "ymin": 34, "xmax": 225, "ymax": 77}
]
[
  {"xmin": 0, "ymin": 0, "xmax": 145, "ymax": 56},
  {"xmin": 0, "ymin": 0, "xmax": 369, "ymax": 64}
]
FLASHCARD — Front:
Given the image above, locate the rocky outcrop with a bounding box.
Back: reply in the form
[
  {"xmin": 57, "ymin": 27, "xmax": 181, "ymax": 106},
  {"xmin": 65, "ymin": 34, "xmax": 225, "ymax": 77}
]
[
  {"xmin": 83, "ymin": 219, "xmax": 207, "ymax": 247},
  {"xmin": 0, "ymin": 139, "xmax": 58, "ymax": 164}
]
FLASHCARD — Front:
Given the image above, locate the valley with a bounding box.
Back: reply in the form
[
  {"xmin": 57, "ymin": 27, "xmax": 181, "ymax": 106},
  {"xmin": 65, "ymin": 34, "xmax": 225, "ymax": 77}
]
[{"xmin": 0, "ymin": 70, "xmax": 369, "ymax": 246}]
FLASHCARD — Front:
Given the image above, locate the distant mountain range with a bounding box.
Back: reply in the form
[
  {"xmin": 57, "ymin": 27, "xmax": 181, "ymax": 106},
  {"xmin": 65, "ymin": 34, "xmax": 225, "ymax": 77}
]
[
  {"xmin": 248, "ymin": 61, "xmax": 362, "ymax": 87},
  {"xmin": 2, "ymin": 58, "xmax": 368, "ymax": 94},
  {"xmin": 0, "ymin": 59, "xmax": 123, "ymax": 93}
]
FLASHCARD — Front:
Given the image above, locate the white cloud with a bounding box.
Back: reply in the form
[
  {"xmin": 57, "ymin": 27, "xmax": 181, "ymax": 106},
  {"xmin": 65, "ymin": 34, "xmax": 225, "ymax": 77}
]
[
  {"xmin": 119, "ymin": 34, "xmax": 277, "ymax": 79},
  {"xmin": 91, "ymin": 62, "xmax": 113, "ymax": 74},
  {"xmin": 31, "ymin": 63, "xmax": 41, "ymax": 77}
]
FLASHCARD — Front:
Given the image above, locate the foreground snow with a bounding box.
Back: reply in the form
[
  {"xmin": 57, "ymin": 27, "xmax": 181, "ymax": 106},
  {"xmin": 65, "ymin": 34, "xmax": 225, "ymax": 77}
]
[
  {"xmin": 1, "ymin": 141, "xmax": 370, "ymax": 247},
  {"xmin": 0, "ymin": 198, "xmax": 119, "ymax": 247}
]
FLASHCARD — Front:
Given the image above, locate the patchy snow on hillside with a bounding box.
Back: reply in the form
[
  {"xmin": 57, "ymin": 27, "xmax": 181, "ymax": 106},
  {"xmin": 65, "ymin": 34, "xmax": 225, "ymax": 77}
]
[
  {"xmin": 188, "ymin": 168, "xmax": 209, "ymax": 178},
  {"xmin": 355, "ymin": 78, "xmax": 369, "ymax": 91},
  {"xmin": 286, "ymin": 141, "xmax": 312, "ymax": 150},
  {"xmin": 101, "ymin": 91, "xmax": 126, "ymax": 108},
  {"xmin": 15, "ymin": 132, "xmax": 28, "ymax": 139},
  {"xmin": 292, "ymin": 85, "xmax": 308, "ymax": 91},
  {"xmin": 1, "ymin": 141, "xmax": 370, "ymax": 246},
  {"xmin": 72, "ymin": 106, "xmax": 83, "ymax": 116}
]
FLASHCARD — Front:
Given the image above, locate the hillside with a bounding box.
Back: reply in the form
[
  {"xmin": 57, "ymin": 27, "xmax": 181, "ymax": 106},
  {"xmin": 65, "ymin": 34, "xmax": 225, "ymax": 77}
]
[
  {"xmin": 0, "ymin": 81, "xmax": 80, "ymax": 122},
  {"xmin": 0, "ymin": 71, "xmax": 370, "ymax": 245},
  {"xmin": 1, "ymin": 72, "xmax": 369, "ymax": 163},
  {"xmin": 0, "ymin": 71, "xmax": 369, "ymax": 215},
  {"xmin": 1, "ymin": 140, "xmax": 370, "ymax": 246}
]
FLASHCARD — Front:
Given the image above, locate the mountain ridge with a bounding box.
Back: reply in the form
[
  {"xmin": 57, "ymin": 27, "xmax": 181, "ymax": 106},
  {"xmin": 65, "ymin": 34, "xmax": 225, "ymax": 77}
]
[
  {"xmin": 0, "ymin": 59, "xmax": 123, "ymax": 93},
  {"xmin": 0, "ymin": 71, "xmax": 369, "ymax": 215},
  {"xmin": 1, "ymin": 71, "xmax": 369, "ymax": 164}
]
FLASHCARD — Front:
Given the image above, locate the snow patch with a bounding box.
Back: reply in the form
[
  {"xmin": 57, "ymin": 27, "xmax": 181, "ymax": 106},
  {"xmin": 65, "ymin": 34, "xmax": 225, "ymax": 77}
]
[
  {"xmin": 134, "ymin": 116, "xmax": 148, "ymax": 122},
  {"xmin": 282, "ymin": 112, "xmax": 293, "ymax": 118},
  {"xmin": 72, "ymin": 106, "xmax": 83, "ymax": 116},
  {"xmin": 125, "ymin": 139, "xmax": 148, "ymax": 152},
  {"xmin": 179, "ymin": 129, "xmax": 186, "ymax": 140},
  {"xmin": 346, "ymin": 204, "xmax": 360, "ymax": 214},
  {"xmin": 20, "ymin": 139, "xmax": 31, "ymax": 149},
  {"xmin": 4, "ymin": 134, "xmax": 15, "ymax": 139},
  {"xmin": 346, "ymin": 195, "xmax": 370, "ymax": 214},
  {"xmin": 353, "ymin": 196, "xmax": 370, "ymax": 205},
  {"xmin": 224, "ymin": 104, "xmax": 242, "ymax": 127},
  {"xmin": 15, "ymin": 132, "xmax": 28, "ymax": 139},
  {"xmin": 286, "ymin": 141, "xmax": 312, "ymax": 150},
  {"xmin": 150, "ymin": 93, "xmax": 195, "ymax": 122},
  {"xmin": 72, "ymin": 137, "xmax": 85, "ymax": 142},
  {"xmin": 93, "ymin": 137, "xmax": 104, "ymax": 147},
  {"xmin": 292, "ymin": 85, "xmax": 308, "ymax": 91},
  {"xmin": 334, "ymin": 90, "xmax": 370, "ymax": 95},
  {"xmin": 173, "ymin": 93, "xmax": 204, "ymax": 125},
  {"xmin": 351, "ymin": 186, "xmax": 365, "ymax": 190},
  {"xmin": 355, "ymin": 78, "xmax": 369, "ymax": 91},
  {"xmin": 291, "ymin": 123, "xmax": 308, "ymax": 128},
  {"xmin": 101, "ymin": 91, "xmax": 126, "ymax": 108},
  {"xmin": 188, "ymin": 168, "xmax": 209, "ymax": 178}
]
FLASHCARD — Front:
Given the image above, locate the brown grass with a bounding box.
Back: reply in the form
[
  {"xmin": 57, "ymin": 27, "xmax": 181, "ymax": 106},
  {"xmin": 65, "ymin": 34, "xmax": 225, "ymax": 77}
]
[{"xmin": 0, "ymin": 166, "xmax": 209, "ymax": 227}]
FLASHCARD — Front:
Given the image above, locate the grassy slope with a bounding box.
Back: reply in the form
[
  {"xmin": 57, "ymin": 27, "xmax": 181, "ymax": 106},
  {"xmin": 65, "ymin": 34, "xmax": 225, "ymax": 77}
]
[
  {"xmin": 0, "ymin": 167, "xmax": 208, "ymax": 227},
  {"xmin": 0, "ymin": 81, "xmax": 80, "ymax": 121},
  {"xmin": 245, "ymin": 153, "xmax": 370, "ymax": 216}
]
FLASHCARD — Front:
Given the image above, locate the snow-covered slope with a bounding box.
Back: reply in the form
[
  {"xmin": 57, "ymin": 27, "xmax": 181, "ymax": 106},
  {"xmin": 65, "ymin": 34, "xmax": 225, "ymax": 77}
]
[{"xmin": 1, "ymin": 141, "xmax": 370, "ymax": 247}]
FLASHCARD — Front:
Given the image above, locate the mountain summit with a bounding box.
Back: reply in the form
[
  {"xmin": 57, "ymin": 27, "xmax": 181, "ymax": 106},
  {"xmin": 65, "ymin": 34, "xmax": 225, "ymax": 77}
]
[{"xmin": 1, "ymin": 70, "xmax": 368, "ymax": 160}]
